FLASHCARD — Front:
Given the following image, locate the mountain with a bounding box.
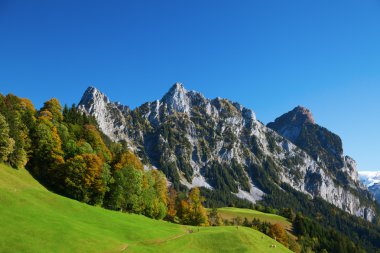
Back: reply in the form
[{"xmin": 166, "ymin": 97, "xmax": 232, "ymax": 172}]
[
  {"xmin": 359, "ymin": 171, "xmax": 380, "ymax": 203},
  {"xmin": 78, "ymin": 83, "xmax": 375, "ymax": 221},
  {"xmin": 267, "ymin": 106, "xmax": 359, "ymax": 185}
]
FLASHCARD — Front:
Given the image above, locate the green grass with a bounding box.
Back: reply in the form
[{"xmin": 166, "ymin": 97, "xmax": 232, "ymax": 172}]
[
  {"xmin": 0, "ymin": 164, "xmax": 292, "ymax": 253},
  {"xmin": 216, "ymin": 207, "xmax": 294, "ymax": 233}
]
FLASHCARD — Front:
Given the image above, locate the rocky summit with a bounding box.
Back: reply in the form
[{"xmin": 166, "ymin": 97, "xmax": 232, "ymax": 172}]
[{"xmin": 78, "ymin": 83, "xmax": 376, "ymax": 221}]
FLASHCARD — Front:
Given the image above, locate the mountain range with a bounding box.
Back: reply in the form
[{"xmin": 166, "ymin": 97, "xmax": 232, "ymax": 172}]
[
  {"xmin": 78, "ymin": 83, "xmax": 376, "ymax": 221},
  {"xmin": 359, "ymin": 171, "xmax": 380, "ymax": 203}
]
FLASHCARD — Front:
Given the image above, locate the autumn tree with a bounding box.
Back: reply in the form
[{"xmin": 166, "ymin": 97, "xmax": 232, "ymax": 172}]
[
  {"xmin": 113, "ymin": 151, "xmax": 143, "ymax": 171},
  {"xmin": 166, "ymin": 187, "xmax": 178, "ymax": 222},
  {"xmin": 84, "ymin": 125, "xmax": 112, "ymax": 162},
  {"xmin": 178, "ymin": 188, "xmax": 209, "ymax": 226},
  {"xmin": 63, "ymin": 153, "xmax": 109, "ymax": 205},
  {"xmin": 269, "ymin": 223, "xmax": 289, "ymax": 247},
  {"xmin": 40, "ymin": 98, "xmax": 63, "ymax": 123},
  {"xmin": 29, "ymin": 107, "xmax": 64, "ymax": 185}
]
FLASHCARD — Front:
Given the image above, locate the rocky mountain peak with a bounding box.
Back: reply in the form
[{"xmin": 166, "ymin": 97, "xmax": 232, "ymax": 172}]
[
  {"xmin": 79, "ymin": 86, "xmax": 110, "ymax": 108},
  {"xmin": 292, "ymin": 106, "xmax": 315, "ymax": 125},
  {"xmin": 168, "ymin": 82, "xmax": 187, "ymax": 94},
  {"xmin": 267, "ymin": 106, "xmax": 315, "ymax": 142},
  {"xmin": 161, "ymin": 82, "xmax": 191, "ymax": 114},
  {"xmin": 78, "ymin": 86, "xmax": 129, "ymax": 142}
]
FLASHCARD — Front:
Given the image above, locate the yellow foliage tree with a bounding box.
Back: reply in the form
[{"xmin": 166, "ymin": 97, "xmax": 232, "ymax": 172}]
[
  {"xmin": 269, "ymin": 223, "xmax": 289, "ymax": 247},
  {"xmin": 114, "ymin": 151, "xmax": 143, "ymax": 171},
  {"xmin": 84, "ymin": 125, "xmax": 112, "ymax": 162},
  {"xmin": 179, "ymin": 187, "xmax": 209, "ymax": 226}
]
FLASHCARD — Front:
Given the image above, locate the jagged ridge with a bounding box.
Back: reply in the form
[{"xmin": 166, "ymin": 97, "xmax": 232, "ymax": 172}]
[{"xmin": 78, "ymin": 83, "xmax": 375, "ymax": 221}]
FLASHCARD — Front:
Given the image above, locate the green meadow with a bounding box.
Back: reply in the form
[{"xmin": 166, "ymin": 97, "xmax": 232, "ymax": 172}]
[
  {"xmin": 0, "ymin": 164, "xmax": 292, "ymax": 253},
  {"xmin": 217, "ymin": 207, "xmax": 293, "ymax": 231}
]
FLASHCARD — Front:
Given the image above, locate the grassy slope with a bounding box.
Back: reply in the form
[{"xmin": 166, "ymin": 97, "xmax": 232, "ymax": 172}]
[
  {"xmin": 217, "ymin": 207, "xmax": 293, "ymax": 233},
  {"xmin": 0, "ymin": 164, "xmax": 292, "ymax": 253}
]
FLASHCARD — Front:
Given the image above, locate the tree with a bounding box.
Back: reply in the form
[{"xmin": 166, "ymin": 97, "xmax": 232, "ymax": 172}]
[
  {"xmin": 84, "ymin": 125, "xmax": 112, "ymax": 162},
  {"xmin": 208, "ymin": 208, "xmax": 223, "ymax": 226},
  {"xmin": 106, "ymin": 165, "xmax": 143, "ymax": 213},
  {"xmin": 178, "ymin": 188, "xmax": 209, "ymax": 226},
  {"xmin": 269, "ymin": 223, "xmax": 288, "ymax": 247},
  {"xmin": 63, "ymin": 153, "xmax": 108, "ymax": 205},
  {"xmin": 30, "ymin": 118, "xmax": 64, "ymax": 185},
  {"xmin": 114, "ymin": 151, "xmax": 143, "ymax": 171},
  {"xmin": 166, "ymin": 188, "xmax": 178, "ymax": 222},
  {"xmin": 0, "ymin": 95, "xmax": 34, "ymax": 168},
  {"xmin": 40, "ymin": 98, "xmax": 63, "ymax": 123},
  {"xmin": 147, "ymin": 169, "xmax": 168, "ymax": 219},
  {"xmin": 0, "ymin": 113, "xmax": 14, "ymax": 162}
]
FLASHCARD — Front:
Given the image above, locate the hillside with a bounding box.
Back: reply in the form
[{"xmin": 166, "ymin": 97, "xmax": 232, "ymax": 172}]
[
  {"xmin": 216, "ymin": 207, "xmax": 292, "ymax": 232},
  {"xmin": 0, "ymin": 163, "xmax": 291, "ymax": 253}
]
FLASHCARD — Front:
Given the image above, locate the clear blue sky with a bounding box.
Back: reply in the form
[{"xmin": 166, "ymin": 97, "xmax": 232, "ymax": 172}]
[{"xmin": 0, "ymin": 0, "xmax": 379, "ymax": 170}]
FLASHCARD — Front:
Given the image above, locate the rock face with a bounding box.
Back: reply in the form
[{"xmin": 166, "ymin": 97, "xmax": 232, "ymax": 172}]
[
  {"xmin": 78, "ymin": 86, "xmax": 131, "ymax": 142},
  {"xmin": 268, "ymin": 106, "xmax": 358, "ymax": 184},
  {"xmin": 359, "ymin": 171, "xmax": 380, "ymax": 203},
  {"xmin": 267, "ymin": 106, "xmax": 315, "ymax": 142},
  {"xmin": 78, "ymin": 84, "xmax": 375, "ymax": 221}
]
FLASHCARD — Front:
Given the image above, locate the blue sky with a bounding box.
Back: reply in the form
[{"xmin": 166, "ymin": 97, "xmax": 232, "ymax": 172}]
[{"xmin": 0, "ymin": 0, "xmax": 379, "ymax": 170}]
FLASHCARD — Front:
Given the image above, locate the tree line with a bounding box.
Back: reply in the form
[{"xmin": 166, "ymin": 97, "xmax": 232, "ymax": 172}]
[{"xmin": 0, "ymin": 93, "xmax": 210, "ymax": 223}]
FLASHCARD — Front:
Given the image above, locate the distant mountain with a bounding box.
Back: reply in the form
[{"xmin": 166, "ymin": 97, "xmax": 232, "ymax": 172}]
[
  {"xmin": 78, "ymin": 83, "xmax": 375, "ymax": 221},
  {"xmin": 359, "ymin": 171, "xmax": 380, "ymax": 203}
]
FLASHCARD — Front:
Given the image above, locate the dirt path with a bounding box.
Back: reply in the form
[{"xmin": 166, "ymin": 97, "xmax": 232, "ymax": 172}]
[
  {"xmin": 120, "ymin": 244, "xmax": 128, "ymax": 252},
  {"xmin": 120, "ymin": 228, "xmax": 200, "ymax": 251},
  {"xmin": 140, "ymin": 228, "xmax": 199, "ymax": 245}
]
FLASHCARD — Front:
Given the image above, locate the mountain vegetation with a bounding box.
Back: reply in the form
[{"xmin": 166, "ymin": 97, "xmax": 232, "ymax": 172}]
[{"xmin": 1, "ymin": 88, "xmax": 380, "ymax": 252}]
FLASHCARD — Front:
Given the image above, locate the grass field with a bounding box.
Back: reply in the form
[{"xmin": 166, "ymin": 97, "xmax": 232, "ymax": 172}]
[
  {"xmin": 0, "ymin": 164, "xmax": 292, "ymax": 253},
  {"xmin": 215, "ymin": 207, "xmax": 294, "ymax": 233}
]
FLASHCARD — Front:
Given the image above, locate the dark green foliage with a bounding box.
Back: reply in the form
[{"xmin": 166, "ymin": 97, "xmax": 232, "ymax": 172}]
[
  {"xmin": 63, "ymin": 104, "xmax": 97, "ymax": 126},
  {"xmin": 205, "ymin": 161, "xmax": 239, "ymax": 193},
  {"xmin": 248, "ymin": 159, "xmax": 280, "ymax": 194},
  {"xmin": 160, "ymin": 160, "xmax": 181, "ymax": 191},
  {"xmin": 260, "ymin": 183, "xmax": 380, "ymax": 253},
  {"xmin": 200, "ymin": 188, "xmax": 253, "ymax": 209},
  {"xmin": 106, "ymin": 165, "xmax": 143, "ymax": 212},
  {"xmin": 293, "ymin": 213, "xmax": 366, "ymax": 253}
]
